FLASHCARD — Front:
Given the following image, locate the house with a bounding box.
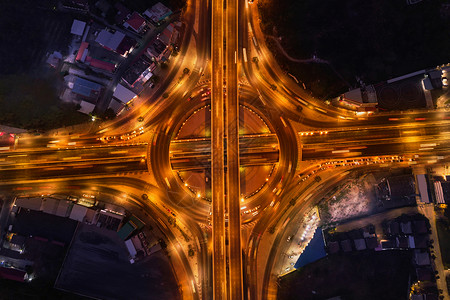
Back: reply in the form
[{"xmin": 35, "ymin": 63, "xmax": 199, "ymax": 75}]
[
  {"xmin": 46, "ymin": 51, "xmax": 63, "ymax": 68},
  {"xmin": 78, "ymin": 100, "xmax": 96, "ymax": 115},
  {"xmin": 95, "ymin": 30, "xmax": 126, "ymax": 52},
  {"xmin": 158, "ymin": 23, "xmax": 178, "ymax": 46},
  {"xmin": 124, "ymin": 12, "xmax": 146, "ymax": 33},
  {"xmin": 115, "ymin": 3, "xmax": 131, "ymax": 24},
  {"xmin": 113, "ymin": 84, "xmax": 137, "ymax": 103},
  {"xmin": 42, "ymin": 198, "xmax": 59, "ymax": 215},
  {"xmin": 146, "ymin": 39, "xmax": 167, "ymax": 61},
  {"xmin": 413, "ymin": 220, "xmax": 428, "ymax": 234},
  {"xmin": 71, "ymin": 19, "xmax": 86, "ymax": 36},
  {"xmin": 340, "ymin": 239, "xmax": 352, "ymax": 252},
  {"xmin": 55, "ymin": 200, "xmax": 71, "ymax": 217},
  {"xmin": 76, "ymin": 42, "xmax": 89, "ymax": 62},
  {"xmin": 122, "ymin": 56, "xmax": 152, "ymax": 87},
  {"xmin": 387, "ymin": 221, "xmax": 400, "ymax": 235},
  {"xmin": 85, "ymin": 56, "xmax": 116, "ymax": 73},
  {"xmin": 414, "ymin": 251, "xmax": 431, "ymax": 266},
  {"xmin": 72, "ymin": 77, "xmax": 103, "ymax": 101},
  {"xmin": 15, "ymin": 197, "xmax": 42, "ymax": 211},
  {"xmin": 95, "ymin": 30, "xmax": 135, "ymax": 56},
  {"xmin": 69, "ymin": 204, "xmax": 88, "ymax": 222},
  {"xmin": 108, "ymin": 97, "xmax": 125, "ymax": 115},
  {"xmin": 396, "ymin": 236, "xmax": 408, "ymax": 249},
  {"xmin": 143, "ymin": 2, "xmax": 172, "ymax": 26},
  {"xmin": 400, "ymin": 221, "xmax": 413, "ymax": 234},
  {"xmin": 414, "ymin": 235, "xmax": 428, "ymax": 249}
]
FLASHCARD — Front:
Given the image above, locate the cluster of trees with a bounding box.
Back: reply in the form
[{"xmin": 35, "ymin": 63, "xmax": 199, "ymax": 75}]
[{"xmin": 0, "ymin": 75, "xmax": 89, "ymax": 130}]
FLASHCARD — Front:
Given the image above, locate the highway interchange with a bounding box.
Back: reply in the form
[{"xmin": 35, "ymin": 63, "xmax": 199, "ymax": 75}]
[{"xmin": 1, "ymin": 0, "xmax": 450, "ymax": 299}]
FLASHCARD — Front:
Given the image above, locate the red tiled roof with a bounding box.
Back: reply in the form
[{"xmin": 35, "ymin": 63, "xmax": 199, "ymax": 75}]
[
  {"xmin": 86, "ymin": 56, "xmax": 115, "ymax": 72},
  {"xmin": 126, "ymin": 12, "xmax": 146, "ymax": 31},
  {"xmin": 0, "ymin": 267, "xmax": 25, "ymax": 282},
  {"xmin": 76, "ymin": 42, "xmax": 89, "ymax": 61}
]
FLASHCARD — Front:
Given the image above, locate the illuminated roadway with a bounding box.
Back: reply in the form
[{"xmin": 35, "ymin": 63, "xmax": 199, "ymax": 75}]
[
  {"xmin": 211, "ymin": 0, "xmax": 227, "ymax": 297},
  {"xmin": 225, "ymin": 0, "xmax": 244, "ymax": 296},
  {"xmin": 1, "ymin": 0, "xmax": 450, "ymax": 299}
]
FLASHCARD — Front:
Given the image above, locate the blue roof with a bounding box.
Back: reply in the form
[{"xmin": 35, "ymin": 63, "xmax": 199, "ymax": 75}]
[
  {"xmin": 294, "ymin": 227, "xmax": 327, "ymax": 269},
  {"xmin": 73, "ymin": 77, "xmax": 102, "ymax": 98}
]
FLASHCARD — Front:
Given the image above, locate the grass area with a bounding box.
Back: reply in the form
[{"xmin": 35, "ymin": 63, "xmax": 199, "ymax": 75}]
[
  {"xmin": 278, "ymin": 251, "xmax": 413, "ymax": 300},
  {"xmin": 436, "ymin": 219, "xmax": 450, "ymax": 269},
  {"xmin": 258, "ymin": 0, "xmax": 450, "ymax": 99},
  {"xmin": 0, "ymin": 74, "xmax": 89, "ymax": 131},
  {"xmin": 0, "ymin": 279, "xmax": 90, "ymax": 300}
]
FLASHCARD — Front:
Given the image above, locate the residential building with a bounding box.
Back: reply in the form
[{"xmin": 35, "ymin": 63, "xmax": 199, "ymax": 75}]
[
  {"xmin": 78, "ymin": 100, "xmax": 96, "ymax": 115},
  {"xmin": 95, "ymin": 30, "xmax": 126, "ymax": 53},
  {"xmin": 124, "ymin": 12, "xmax": 147, "ymax": 33},
  {"xmin": 71, "ymin": 19, "xmax": 86, "ymax": 36},
  {"xmin": 71, "ymin": 77, "xmax": 103, "ymax": 102},
  {"xmin": 95, "ymin": 30, "xmax": 136, "ymax": 56},
  {"xmin": 113, "ymin": 83, "xmax": 137, "ymax": 103},
  {"xmin": 122, "ymin": 56, "xmax": 152, "ymax": 87},
  {"xmin": 143, "ymin": 2, "xmax": 172, "ymax": 26}
]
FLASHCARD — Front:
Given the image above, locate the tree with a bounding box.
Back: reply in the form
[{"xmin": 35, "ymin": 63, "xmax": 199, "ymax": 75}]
[
  {"xmin": 270, "ymin": 84, "xmax": 277, "ymax": 90},
  {"xmin": 252, "ymin": 57, "xmax": 259, "ymax": 63},
  {"xmin": 183, "ymin": 67, "xmax": 190, "ymax": 74},
  {"xmin": 162, "ymin": 92, "xmax": 169, "ymax": 99}
]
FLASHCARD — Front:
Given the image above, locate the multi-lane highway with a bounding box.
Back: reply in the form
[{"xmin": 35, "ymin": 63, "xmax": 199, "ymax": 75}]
[{"xmin": 1, "ymin": 0, "xmax": 450, "ymax": 299}]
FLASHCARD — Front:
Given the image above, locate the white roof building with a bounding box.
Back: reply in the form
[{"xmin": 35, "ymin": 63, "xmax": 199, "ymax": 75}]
[
  {"xmin": 71, "ymin": 19, "xmax": 87, "ymax": 36},
  {"xmin": 108, "ymin": 97, "xmax": 125, "ymax": 114},
  {"xmin": 78, "ymin": 100, "xmax": 96, "ymax": 114},
  {"xmin": 15, "ymin": 197, "xmax": 43, "ymax": 211},
  {"xmin": 125, "ymin": 239, "xmax": 137, "ymax": 258},
  {"xmin": 95, "ymin": 30, "xmax": 126, "ymax": 52},
  {"xmin": 113, "ymin": 84, "xmax": 137, "ymax": 103},
  {"xmin": 69, "ymin": 204, "xmax": 88, "ymax": 222}
]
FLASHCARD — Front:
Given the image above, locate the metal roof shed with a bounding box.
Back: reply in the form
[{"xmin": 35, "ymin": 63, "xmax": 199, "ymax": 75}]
[
  {"xmin": 69, "ymin": 204, "xmax": 88, "ymax": 222},
  {"xmin": 113, "ymin": 84, "xmax": 137, "ymax": 103},
  {"xmin": 71, "ymin": 19, "xmax": 86, "ymax": 36}
]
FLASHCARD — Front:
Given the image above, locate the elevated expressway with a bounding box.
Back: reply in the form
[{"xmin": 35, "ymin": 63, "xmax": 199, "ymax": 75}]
[{"xmin": 1, "ymin": 0, "xmax": 450, "ymax": 298}]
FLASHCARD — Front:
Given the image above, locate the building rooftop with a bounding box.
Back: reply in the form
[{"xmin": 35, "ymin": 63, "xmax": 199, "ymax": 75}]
[
  {"xmin": 144, "ymin": 2, "xmax": 172, "ymax": 25},
  {"xmin": 71, "ymin": 19, "xmax": 86, "ymax": 36},
  {"xmin": 124, "ymin": 12, "xmax": 146, "ymax": 33},
  {"xmin": 72, "ymin": 77, "xmax": 103, "ymax": 99},
  {"xmin": 113, "ymin": 84, "xmax": 137, "ymax": 103},
  {"xmin": 95, "ymin": 30, "xmax": 126, "ymax": 52}
]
